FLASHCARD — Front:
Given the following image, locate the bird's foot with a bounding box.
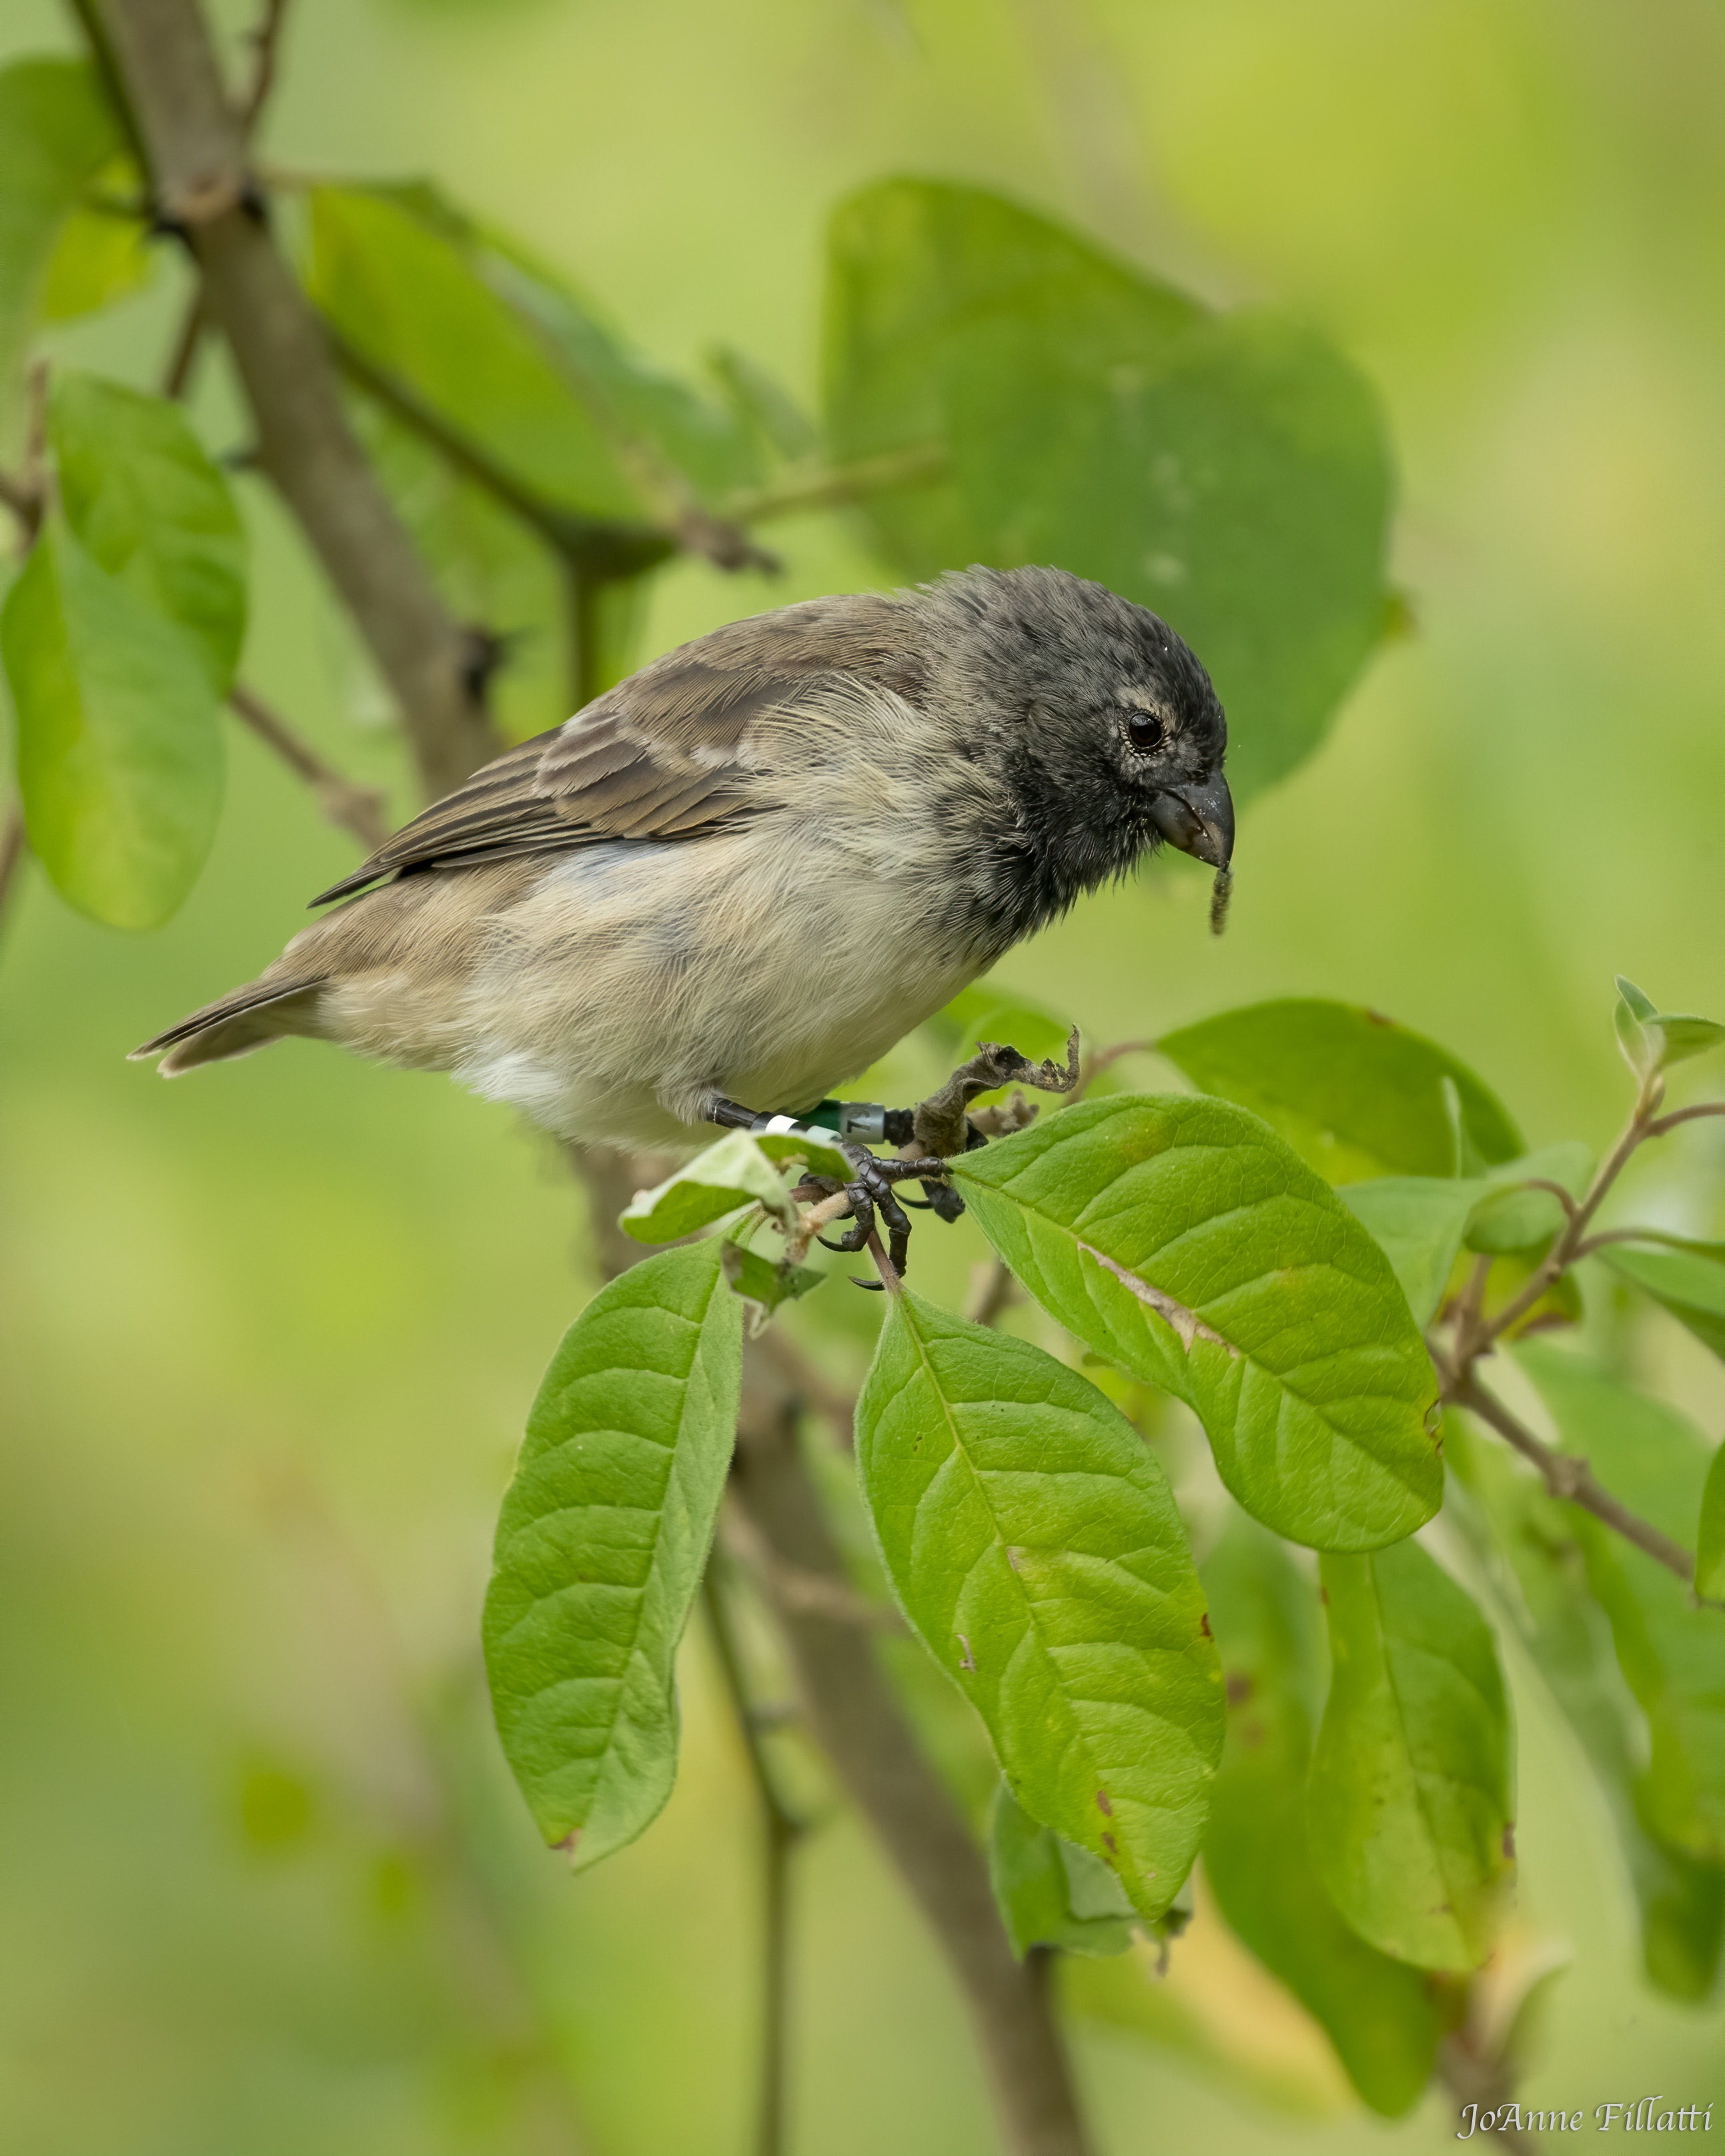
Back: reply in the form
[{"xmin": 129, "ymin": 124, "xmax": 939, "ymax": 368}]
[{"xmin": 812, "ymin": 1142, "xmax": 950, "ymax": 1284}]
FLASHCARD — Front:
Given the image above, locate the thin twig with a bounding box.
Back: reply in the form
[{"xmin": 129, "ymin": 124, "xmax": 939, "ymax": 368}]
[
  {"xmin": 967, "ymin": 1257, "xmax": 1021, "ymax": 1328},
  {"xmin": 1439, "ymin": 1358, "xmax": 1694, "ymax": 1583},
  {"xmin": 237, "ymin": 0, "xmax": 290, "ymax": 133},
  {"xmin": 1646, "ymin": 1101, "xmax": 1725, "ymax": 1141},
  {"xmin": 1477, "ymin": 1087, "xmax": 1659, "ymax": 1349},
  {"xmin": 159, "ymin": 290, "xmax": 207, "ymax": 400},
  {"xmin": 227, "ymin": 682, "xmax": 390, "ymax": 851},
  {"xmin": 702, "ymin": 1557, "xmax": 804, "ymax": 2156},
  {"xmin": 1515, "ymin": 1177, "xmax": 1581, "ymax": 1223}
]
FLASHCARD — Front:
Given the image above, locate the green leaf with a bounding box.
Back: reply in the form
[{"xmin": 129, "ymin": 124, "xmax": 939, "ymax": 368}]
[
  {"xmin": 720, "ymin": 1242, "xmax": 824, "ymax": 1319},
  {"xmin": 950, "ymin": 1095, "xmax": 1441, "ymax": 1551},
  {"xmin": 1614, "ymin": 975, "xmax": 1725, "ymax": 1078},
  {"xmin": 855, "ymin": 1288, "xmax": 1223, "ymax": 1920},
  {"xmin": 1603, "ymin": 1241, "xmax": 1725, "ymax": 1364},
  {"xmin": 482, "ymin": 1239, "xmax": 743, "ymax": 1862},
  {"xmin": 1699, "ymin": 1441, "xmax": 1725, "ymax": 1604},
  {"xmin": 306, "ymin": 185, "xmax": 644, "ymax": 523},
  {"xmin": 706, "ymin": 342, "xmax": 820, "ymax": 466},
  {"xmin": 40, "ymin": 176, "xmax": 151, "ymax": 323},
  {"xmin": 987, "ymin": 1783, "xmax": 1137, "ymax": 1959},
  {"xmin": 1460, "ymin": 1143, "xmax": 1592, "ymax": 1257},
  {"xmin": 49, "ymin": 371, "xmax": 247, "ymax": 690},
  {"xmin": 1516, "ymin": 1344, "xmax": 1725, "ymax": 1860},
  {"xmin": 1308, "ymin": 1538, "xmax": 1514, "ymax": 1972},
  {"xmin": 0, "ymin": 59, "xmax": 118, "ymax": 430},
  {"xmin": 1201, "ymin": 1514, "xmax": 1441, "ymax": 2114},
  {"xmin": 309, "ymin": 183, "xmax": 760, "ymax": 525},
  {"xmin": 0, "ymin": 514, "xmax": 222, "ymax": 929},
  {"xmin": 619, "ymin": 1131, "xmax": 800, "ymax": 1243},
  {"xmin": 824, "ymin": 180, "xmax": 1393, "ymax": 802},
  {"xmin": 1156, "ymin": 1000, "xmax": 1522, "ymax": 1183},
  {"xmin": 1447, "ymin": 1419, "xmax": 1725, "ymax": 2002},
  {"xmin": 482, "ymin": 238, "xmax": 763, "ymax": 508},
  {"xmin": 1339, "ymin": 1176, "xmax": 1483, "ymax": 1326}
]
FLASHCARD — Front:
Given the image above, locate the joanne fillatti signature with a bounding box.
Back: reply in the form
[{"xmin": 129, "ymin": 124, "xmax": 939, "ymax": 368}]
[{"xmin": 1459, "ymin": 2099, "xmax": 1715, "ymax": 2137}]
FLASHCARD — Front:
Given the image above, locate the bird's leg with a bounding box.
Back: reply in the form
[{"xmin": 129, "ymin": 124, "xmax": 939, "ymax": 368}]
[{"xmin": 706, "ymin": 1097, "xmax": 948, "ymax": 1282}]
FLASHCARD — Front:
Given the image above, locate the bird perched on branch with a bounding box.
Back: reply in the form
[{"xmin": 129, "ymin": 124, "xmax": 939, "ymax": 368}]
[{"xmin": 135, "ymin": 566, "xmax": 1231, "ymax": 1251}]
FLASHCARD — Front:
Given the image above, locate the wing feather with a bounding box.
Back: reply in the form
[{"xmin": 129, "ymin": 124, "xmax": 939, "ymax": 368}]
[{"xmin": 310, "ymin": 591, "xmax": 927, "ymax": 905}]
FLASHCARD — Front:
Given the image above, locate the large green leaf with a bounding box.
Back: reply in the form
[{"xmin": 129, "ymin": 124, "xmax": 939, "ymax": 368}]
[
  {"xmin": 855, "ymin": 1289, "xmax": 1223, "ymax": 1920},
  {"xmin": 1516, "ymin": 1345, "xmax": 1725, "ymax": 1861},
  {"xmin": 950, "ymin": 1095, "xmax": 1441, "ymax": 1551},
  {"xmin": 1603, "ymin": 1241, "xmax": 1725, "ymax": 1364},
  {"xmin": 0, "ymin": 514, "xmax": 222, "ymax": 929},
  {"xmin": 1155, "ymin": 999, "xmax": 1522, "ymax": 1183},
  {"xmin": 1201, "ymin": 1514, "xmax": 1441, "ymax": 2113},
  {"xmin": 0, "ymin": 59, "xmax": 117, "ymax": 435},
  {"xmin": 1307, "ymin": 1538, "xmax": 1514, "ymax": 1972},
  {"xmin": 49, "ymin": 371, "xmax": 247, "ymax": 690},
  {"xmin": 483, "ymin": 1239, "xmax": 742, "ymax": 1864},
  {"xmin": 1448, "ymin": 1420, "xmax": 1725, "ymax": 2001},
  {"xmin": 824, "ymin": 179, "xmax": 1393, "ymax": 801},
  {"xmin": 306, "ymin": 185, "xmax": 644, "ymax": 524},
  {"xmin": 987, "ymin": 1783, "xmax": 1137, "ymax": 1959},
  {"xmin": 308, "ymin": 182, "xmax": 760, "ymax": 534}
]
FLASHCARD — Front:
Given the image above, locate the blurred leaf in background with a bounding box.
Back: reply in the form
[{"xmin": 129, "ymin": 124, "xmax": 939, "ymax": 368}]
[{"xmin": 824, "ymin": 179, "xmax": 1393, "ymax": 802}]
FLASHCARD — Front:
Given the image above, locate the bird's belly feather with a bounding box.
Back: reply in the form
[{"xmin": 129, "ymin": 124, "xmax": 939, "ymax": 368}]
[{"xmin": 443, "ymin": 825, "xmax": 980, "ymax": 1149}]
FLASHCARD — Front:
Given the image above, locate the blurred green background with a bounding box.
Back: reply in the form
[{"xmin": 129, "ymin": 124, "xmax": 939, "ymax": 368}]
[{"xmin": 3, "ymin": 0, "xmax": 1725, "ymax": 2149}]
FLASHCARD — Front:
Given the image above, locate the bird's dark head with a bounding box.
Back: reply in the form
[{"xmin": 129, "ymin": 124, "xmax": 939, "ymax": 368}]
[{"xmin": 921, "ymin": 565, "xmax": 1231, "ymax": 944}]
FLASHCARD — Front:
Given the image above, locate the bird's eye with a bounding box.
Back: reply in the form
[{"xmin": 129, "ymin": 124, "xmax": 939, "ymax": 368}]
[{"xmin": 1124, "ymin": 710, "xmax": 1165, "ymax": 753}]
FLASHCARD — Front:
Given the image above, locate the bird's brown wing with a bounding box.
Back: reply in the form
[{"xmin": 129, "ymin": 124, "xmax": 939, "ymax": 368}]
[{"xmin": 310, "ymin": 592, "xmax": 927, "ymax": 905}]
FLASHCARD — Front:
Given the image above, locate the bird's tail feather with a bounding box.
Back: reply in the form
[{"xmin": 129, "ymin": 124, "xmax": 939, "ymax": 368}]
[{"xmin": 131, "ymin": 978, "xmax": 328, "ymax": 1075}]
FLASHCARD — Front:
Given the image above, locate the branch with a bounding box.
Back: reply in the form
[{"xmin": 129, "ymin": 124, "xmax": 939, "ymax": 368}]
[
  {"xmin": 1440, "ymin": 1360, "xmax": 1695, "ymax": 1583},
  {"xmin": 702, "ymin": 1558, "xmax": 804, "ymax": 2156},
  {"xmin": 227, "ymin": 682, "xmax": 390, "ymax": 852},
  {"xmin": 91, "ymin": 0, "xmax": 498, "ymax": 800}
]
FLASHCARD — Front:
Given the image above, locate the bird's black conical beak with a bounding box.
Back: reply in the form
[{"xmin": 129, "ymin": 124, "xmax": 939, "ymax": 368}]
[{"xmin": 1148, "ymin": 772, "xmax": 1233, "ymax": 869}]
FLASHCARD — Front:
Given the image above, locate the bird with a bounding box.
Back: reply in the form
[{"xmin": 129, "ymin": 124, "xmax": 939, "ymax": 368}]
[{"xmin": 133, "ymin": 566, "xmax": 1232, "ymax": 1235}]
